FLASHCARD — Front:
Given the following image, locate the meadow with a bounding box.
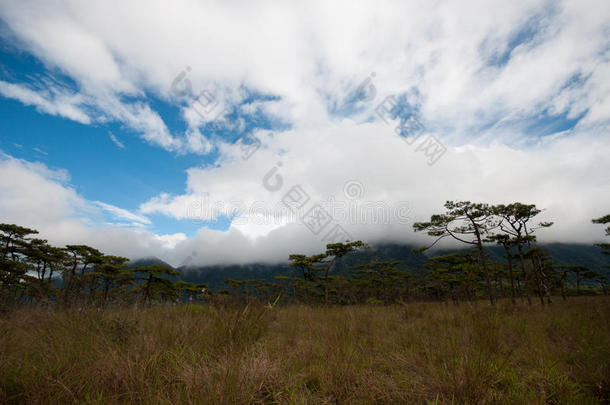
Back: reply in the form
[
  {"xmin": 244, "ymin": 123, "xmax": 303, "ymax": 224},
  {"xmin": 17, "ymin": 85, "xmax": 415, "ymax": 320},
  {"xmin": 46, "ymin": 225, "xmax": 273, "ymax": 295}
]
[{"xmin": 1, "ymin": 297, "xmax": 609, "ymax": 404}]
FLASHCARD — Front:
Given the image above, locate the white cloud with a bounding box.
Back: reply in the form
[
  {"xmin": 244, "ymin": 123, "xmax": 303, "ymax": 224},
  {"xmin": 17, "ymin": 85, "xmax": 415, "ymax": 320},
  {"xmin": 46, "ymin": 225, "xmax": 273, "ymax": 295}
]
[
  {"xmin": 184, "ymin": 129, "xmax": 213, "ymax": 155},
  {"xmin": 1, "ymin": 116, "xmax": 609, "ymax": 267},
  {"xmin": 0, "ymin": 1, "xmax": 608, "ymax": 266},
  {"xmin": 139, "ymin": 119, "xmax": 610, "ymax": 265},
  {"xmin": 0, "ymin": 0, "xmax": 608, "ymax": 148},
  {"xmin": 0, "ymin": 80, "xmax": 91, "ymax": 124},
  {"xmin": 0, "ymin": 154, "xmax": 182, "ymax": 261}
]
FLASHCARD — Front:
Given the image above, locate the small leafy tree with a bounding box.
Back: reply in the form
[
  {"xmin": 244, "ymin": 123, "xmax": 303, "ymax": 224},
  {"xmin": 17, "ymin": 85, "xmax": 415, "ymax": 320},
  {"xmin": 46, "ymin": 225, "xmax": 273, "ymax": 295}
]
[
  {"xmin": 569, "ymin": 265, "xmax": 589, "ymax": 295},
  {"xmin": 525, "ymin": 246, "xmax": 555, "ymax": 304},
  {"xmin": 592, "ymin": 214, "xmax": 610, "ymax": 255},
  {"xmin": 321, "ymin": 241, "xmax": 368, "ymax": 305},
  {"xmin": 22, "ymin": 238, "xmax": 67, "ymax": 302},
  {"xmin": 134, "ymin": 265, "xmax": 180, "ymax": 305},
  {"xmin": 493, "ymin": 203, "xmax": 553, "ymax": 305},
  {"xmin": 413, "ymin": 201, "xmax": 499, "ymax": 305},
  {"xmin": 63, "ymin": 245, "xmax": 104, "ymax": 304},
  {"xmin": 0, "ymin": 224, "xmax": 39, "ymax": 306},
  {"xmin": 0, "ymin": 224, "xmax": 38, "ymax": 261},
  {"xmin": 94, "ymin": 255, "xmax": 131, "ymax": 306},
  {"xmin": 288, "ymin": 253, "xmax": 326, "ymax": 301},
  {"xmin": 175, "ymin": 280, "xmax": 210, "ymax": 303},
  {"xmin": 351, "ymin": 261, "xmax": 404, "ymax": 304},
  {"xmin": 286, "ymin": 241, "xmax": 367, "ymax": 305},
  {"xmin": 427, "ymin": 252, "xmax": 481, "ymax": 303}
]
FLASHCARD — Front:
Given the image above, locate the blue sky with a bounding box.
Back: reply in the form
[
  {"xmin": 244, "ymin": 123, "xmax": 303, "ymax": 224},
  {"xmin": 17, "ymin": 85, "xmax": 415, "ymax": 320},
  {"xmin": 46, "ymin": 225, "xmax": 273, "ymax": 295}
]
[
  {"xmin": 0, "ymin": 39, "xmax": 286, "ymax": 236},
  {"xmin": 0, "ymin": 0, "xmax": 608, "ymax": 265},
  {"xmin": 0, "ymin": 78, "xmax": 216, "ymax": 236}
]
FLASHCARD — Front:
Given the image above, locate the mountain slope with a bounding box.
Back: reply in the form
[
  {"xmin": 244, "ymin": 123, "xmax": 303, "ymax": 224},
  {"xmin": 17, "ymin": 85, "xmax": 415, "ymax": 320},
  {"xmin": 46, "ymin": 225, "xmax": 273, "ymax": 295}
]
[{"xmin": 178, "ymin": 243, "xmax": 609, "ymax": 290}]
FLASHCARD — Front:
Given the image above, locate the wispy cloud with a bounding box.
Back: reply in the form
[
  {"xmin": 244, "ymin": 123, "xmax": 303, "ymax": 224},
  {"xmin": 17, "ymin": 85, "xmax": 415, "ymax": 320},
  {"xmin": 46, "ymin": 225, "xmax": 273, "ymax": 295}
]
[
  {"xmin": 0, "ymin": 80, "xmax": 90, "ymax": 124},
  {"xmin": 1, "ymin": 1, "xmax": 608, "ymax": 150},
  {"xmin": 107, "ymin": 131, "xmax": 125, "ymax": 149},
  {"xmin": 92, "ymin": 201, "xmax": 151, "ymax": 226}
]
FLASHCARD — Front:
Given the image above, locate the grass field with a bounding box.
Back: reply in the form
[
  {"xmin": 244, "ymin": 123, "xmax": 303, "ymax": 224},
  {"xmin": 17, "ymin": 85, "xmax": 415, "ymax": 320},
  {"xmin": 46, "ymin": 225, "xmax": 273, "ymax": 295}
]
[{"xmin": 1, "ymin": 297, "xmax": 609, "ymax": 404}]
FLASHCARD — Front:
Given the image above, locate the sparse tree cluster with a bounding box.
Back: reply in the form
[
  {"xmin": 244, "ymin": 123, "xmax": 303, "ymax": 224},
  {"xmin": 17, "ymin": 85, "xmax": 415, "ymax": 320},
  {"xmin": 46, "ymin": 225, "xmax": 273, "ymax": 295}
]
[
  {"xmin": 0, "ymin": 224, "xmax": 208, "ymax": 311},
  {"xmin": 412, "ymin": 202, "xmax": 608, "ymax": 305},
  {"xmin": 1, "ymin": 203, "xmax": 608, "ymax": 309}
]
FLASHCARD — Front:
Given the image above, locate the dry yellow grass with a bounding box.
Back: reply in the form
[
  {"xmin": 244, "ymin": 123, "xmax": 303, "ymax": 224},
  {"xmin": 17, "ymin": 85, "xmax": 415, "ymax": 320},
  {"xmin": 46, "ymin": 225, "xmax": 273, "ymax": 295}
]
[{"xmin": 1, "ymin": 297, "xmax": 609, "ymax": 404}]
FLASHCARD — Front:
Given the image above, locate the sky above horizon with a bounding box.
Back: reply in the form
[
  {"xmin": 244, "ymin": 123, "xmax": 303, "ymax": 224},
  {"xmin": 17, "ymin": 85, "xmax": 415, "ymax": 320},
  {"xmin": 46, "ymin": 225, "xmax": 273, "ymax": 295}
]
[{"xmin": 0, "ymin": 0, "xmax": 609, "ymax": 266}]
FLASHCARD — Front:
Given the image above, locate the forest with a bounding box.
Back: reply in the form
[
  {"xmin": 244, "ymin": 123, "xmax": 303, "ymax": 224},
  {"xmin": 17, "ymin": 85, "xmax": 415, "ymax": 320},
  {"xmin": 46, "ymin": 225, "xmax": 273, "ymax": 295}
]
[{"xmin": 1, "ymin": 201, "xmax": 608, "ymax": 310}]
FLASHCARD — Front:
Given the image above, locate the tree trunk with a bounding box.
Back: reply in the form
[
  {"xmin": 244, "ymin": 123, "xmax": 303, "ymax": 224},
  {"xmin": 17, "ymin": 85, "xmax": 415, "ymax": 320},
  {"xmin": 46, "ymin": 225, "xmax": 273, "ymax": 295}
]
[
  {"xmin": 533, "ymin": 270, "xmax": 545, "ymax": 305},
  {"xmin": 504, "ymin": 246, "xmax": 516, "ymax": 305},
  {"xmin": 324, "ymin": 258, "xmax": 336, "ymax": 305},
  {"xmin": 529, "ymin": 255, "xmax": 545, "ymax": 305},
  {"xmin": 475, "ymin": 236, "xmax": 494, "ymax": 305},
  {"xmin": 516, "ymin": 275, "xmax": 524, "ymax": 302},
  {"xmin": 144, "ymin": 274, "xmax": 153, "ymax": 305},
  {"xmin": 103, "ymin": 282, "xmax": 110, "ymax": 306},
  {"xmin": 517, "ymin": 244, "xmax": 532, "ymax": 305}
]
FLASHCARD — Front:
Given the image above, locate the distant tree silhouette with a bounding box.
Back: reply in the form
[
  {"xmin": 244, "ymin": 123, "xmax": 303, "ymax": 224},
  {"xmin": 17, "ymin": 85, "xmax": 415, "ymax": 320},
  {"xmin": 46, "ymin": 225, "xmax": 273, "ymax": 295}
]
[
  {"xmin": 351, "ymin": 261, "xmax": 404, "ymax": 303},
  {"xmin": 1, "ymin": 210, "xmax": 607, "ymax": 309}
]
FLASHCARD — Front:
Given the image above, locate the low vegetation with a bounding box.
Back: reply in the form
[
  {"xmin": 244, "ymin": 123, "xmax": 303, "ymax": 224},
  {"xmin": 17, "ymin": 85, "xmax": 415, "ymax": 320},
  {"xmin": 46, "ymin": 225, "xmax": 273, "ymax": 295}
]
[{"xmin": 1, "ymin": 298, "xmax": 609, "ymax": 404}]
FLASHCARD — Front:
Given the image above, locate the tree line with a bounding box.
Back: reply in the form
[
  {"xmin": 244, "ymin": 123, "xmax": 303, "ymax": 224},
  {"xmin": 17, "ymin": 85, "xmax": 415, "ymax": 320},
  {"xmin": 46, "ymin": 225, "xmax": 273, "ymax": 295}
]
[
  {"xmin": 1, "ymin": 201, "xmax": 608, "ymax": 309},
  {"xmin": 245, "ymin": 201, "xmax": 608, "ymax": 306},
  {"xmin": 0, "ymin": 224, "xmax": 209, "ymax": 310}
]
